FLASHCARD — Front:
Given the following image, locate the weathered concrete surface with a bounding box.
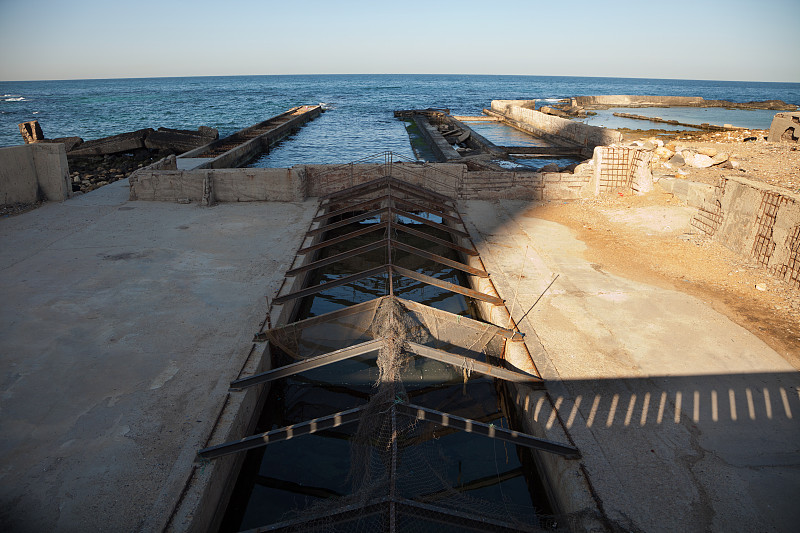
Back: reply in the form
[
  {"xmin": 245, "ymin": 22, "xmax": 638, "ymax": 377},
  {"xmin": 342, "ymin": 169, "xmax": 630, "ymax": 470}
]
[
  {"xmin": 67, "ymin": 128, "xmax": 154, "ymax": 156},
  {"xmin": 574, "ymin": 95, "xmax": 797, "ymax": 111},
  {"xmin": 768, "ymin": 112, "xmax": 800, "ymax": 143},
  {"xmin": 462, "ymin": 199, "xmax": 800, "ymax": 532},
  {"xmin": 490, "ymin": 101, "xmax": 622, "ymax": 157},
  {"xmin": 0, "ymin": 180, "xmax": 318, "ymax": 531},
  {"xmin": 0, "ymin": 143, "xmax": 72, "ymax": 204},
  {"xmin": 692, "ymin": 176, "xmax": 800, "ymax": 288},
  {"xmin": 143, "ymin": 126, "xmax": 219, "ymax": 153}
]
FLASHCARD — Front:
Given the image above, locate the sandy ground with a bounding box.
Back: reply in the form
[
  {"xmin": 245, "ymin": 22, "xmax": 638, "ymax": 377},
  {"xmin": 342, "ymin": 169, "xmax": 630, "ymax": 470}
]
[{"xmin": 530, "ymin": 188, "xmax": 800, "ymax": 369}]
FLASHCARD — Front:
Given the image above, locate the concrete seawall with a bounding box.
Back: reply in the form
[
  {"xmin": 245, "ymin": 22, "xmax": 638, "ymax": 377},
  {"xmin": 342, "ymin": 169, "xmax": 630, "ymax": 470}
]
[
  {"xmin": 574, "ymin": 95, "xmax": 797, "ymax": 110},
  {"xmin": 490, "ymin": 100, "xmax": 622, "ymax": 157}
]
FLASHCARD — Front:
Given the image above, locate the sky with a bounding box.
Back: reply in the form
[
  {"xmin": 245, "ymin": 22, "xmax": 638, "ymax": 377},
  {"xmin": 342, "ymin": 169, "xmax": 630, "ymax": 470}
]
[{"xmin": 1, "ymin": 0, "xmax": 799, "ymax": 82}]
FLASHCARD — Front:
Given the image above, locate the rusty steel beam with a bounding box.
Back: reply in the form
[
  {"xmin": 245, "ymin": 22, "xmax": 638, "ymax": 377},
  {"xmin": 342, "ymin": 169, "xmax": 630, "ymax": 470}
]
[
  {"xmin": 392, "ymin": 196, "xmax": 461, "ymax": 224},
  {"xmin": 391, "ymin": 241, "xmax": 488, "ymax": 278},
  {"xmin": 391, "ymin": 265, "xmax": 502, "ymax": 305},
  {"xmin": 297, "ymin": 222, "xmax": 387, "ymax": 254},
  {"xmin": 286, "ymin": 239, "xmax": 388, "ymax": 276},
  {"xmin": 393, "ymin": 224, "xmax": 478, "ymax": 256},
  {"xmin": 392, "ymin": 207, "xmax": 470, "ymax": 239},
  {"xmin": 272, "ymin": 265, "xmax": 389, "ymax": 305},
  {"xmin": 307, "ymin": 207, "xmax": 388, "ymax": 236}
]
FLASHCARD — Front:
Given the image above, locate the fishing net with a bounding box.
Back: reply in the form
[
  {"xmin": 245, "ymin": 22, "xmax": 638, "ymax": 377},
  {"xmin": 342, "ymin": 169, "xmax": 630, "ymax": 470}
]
[{"xmin": 244, "ymin": 297, "xmax": 559, "ymax": 533}]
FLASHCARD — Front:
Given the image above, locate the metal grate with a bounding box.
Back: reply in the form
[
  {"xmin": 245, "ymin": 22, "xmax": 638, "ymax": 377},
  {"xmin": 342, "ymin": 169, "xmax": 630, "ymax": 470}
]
[
  {"xmin": 598, "ymin": 147, "xmax": 634, "ymax": 191},
  {"xmin": 751, "ymin": 191, "xmax": 791, "ymax": 267},
  {"xmin": 780, "ymin": 225, "xmax": 800, "ymax": 289},
  {"xmin": 690, "ymin": 178, "xmax": 727, "ymax": 236}
]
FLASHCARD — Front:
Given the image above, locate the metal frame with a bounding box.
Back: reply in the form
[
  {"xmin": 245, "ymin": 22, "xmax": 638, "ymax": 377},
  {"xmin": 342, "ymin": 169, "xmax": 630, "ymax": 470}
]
[{"xmin": 230, "ymin": 339, "xmax": 541, "ymax": 391}]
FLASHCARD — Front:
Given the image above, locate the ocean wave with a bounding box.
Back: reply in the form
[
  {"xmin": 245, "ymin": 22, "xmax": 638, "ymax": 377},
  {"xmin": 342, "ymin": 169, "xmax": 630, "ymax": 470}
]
[{"xmin": 4, "ymin": 97, "xmax": 25, "ymax": 102}]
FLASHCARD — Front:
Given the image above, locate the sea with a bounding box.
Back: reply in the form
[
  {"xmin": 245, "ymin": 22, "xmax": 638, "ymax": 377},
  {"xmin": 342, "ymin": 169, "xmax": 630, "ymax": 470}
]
[{"xmin": 2, "ymin": 74, "xmax": 799, "ymax": 167}]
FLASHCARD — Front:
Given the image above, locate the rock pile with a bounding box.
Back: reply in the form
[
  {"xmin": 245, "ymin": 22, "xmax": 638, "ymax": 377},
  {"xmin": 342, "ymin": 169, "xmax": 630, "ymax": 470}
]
[{"xmin": 625, "ymin": 137, "xmax": 740, "ymax": 178}]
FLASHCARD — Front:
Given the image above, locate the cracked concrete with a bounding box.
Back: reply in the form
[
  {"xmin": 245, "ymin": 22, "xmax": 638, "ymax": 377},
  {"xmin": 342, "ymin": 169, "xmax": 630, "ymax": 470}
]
[
  {"xmin": 0, "ymin": 179, "xmax": 318, "ymax": 531},
  {"xmin": 462, "ymin": 199, "xmax": 800, "ymax": 532}
]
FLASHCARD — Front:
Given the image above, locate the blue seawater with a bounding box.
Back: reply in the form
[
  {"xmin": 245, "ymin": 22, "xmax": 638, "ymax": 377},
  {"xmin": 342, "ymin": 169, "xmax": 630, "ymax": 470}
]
[{"xmin": 2, "ymin": 75, "xmax": 799, "ymax": 165}]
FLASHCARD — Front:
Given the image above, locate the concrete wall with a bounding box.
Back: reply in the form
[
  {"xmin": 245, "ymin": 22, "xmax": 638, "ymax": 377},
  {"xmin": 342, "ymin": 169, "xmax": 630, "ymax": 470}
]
[
  {"xmin": 574, "ymin": 95, "xmax": 797, "ymax": 110},
  {"xmin": 129, "ymin": 167, "xmax": 304, "ymax": 203},
  {"xmin": 130, "ymin": 162, "xmax": 593, "ymax": 203},
  {"xmin": 691, "ymin": 176, "xmax": 800, "ymax": 288},
  {"xmin": 0, "ymin": 143, "xmax": 71, "ymax": 204},
  {"xmin": 491, "ymin": 101, "xmax": 622, "ymax": 157}
]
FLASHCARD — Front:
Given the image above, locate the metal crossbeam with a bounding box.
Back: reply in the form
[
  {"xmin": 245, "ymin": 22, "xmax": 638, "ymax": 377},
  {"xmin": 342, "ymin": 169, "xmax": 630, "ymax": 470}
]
[
  {"xmin": 297, "ymin": 222, "xmax": 387, "ymax": 254},
  {"xmin": 230, "ymin": 340, "xmax": 383, "ymax": 390},
  {"xmin": 396, "ymin": 403, "xmax": 580, "ymax": 458},
  {"xmin": 392, "ymin": 265, "xmax": 502, "ymax": 305},
  {"xmin": 405, "ymin": 342, "xmax": 542, "ymax": 383},
  {"xmin": 198, "ymin": 405, "xmax": 366, "ymax": 460},
  {"xmin": 392, "ymin": 196, "xmax": 461, "ymax": 224},
  {"xmin": 307, "ymin": 207, "xmax": 388, "ymax": 236},
  {"xmin": 394, "ymin": 224, "xmax": 478, "ymax": 256},
  {"xmin": 393, "ymin": 207, "xmax": 470, "ymax": 238},
  {"xmin": 272, "ymin": 265, "xmax": 389, "ymax": 305},
  {"xmin": 286, "ymin": 239, "xmax": 388, "ymax": 276},
  {"xmin": 392, "ymin": 241, "xmax": 488, "ymax": 278}
]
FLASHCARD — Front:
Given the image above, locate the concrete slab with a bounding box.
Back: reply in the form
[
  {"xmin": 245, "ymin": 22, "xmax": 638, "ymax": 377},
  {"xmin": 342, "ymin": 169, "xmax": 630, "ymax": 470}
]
[
  {"xmin": 462, "ymin": 199, "xmax": 800, "ymax": 532},
  {"xmin": 0, "ymin": 181, "xmax": 318, "ymax": 531}
]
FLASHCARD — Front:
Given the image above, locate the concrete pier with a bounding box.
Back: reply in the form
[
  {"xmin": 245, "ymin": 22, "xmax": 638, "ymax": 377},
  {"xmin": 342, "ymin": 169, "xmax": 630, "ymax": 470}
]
[{"xmin": 177, "ymin": 105, "xmax": 322, "ymax": 170}]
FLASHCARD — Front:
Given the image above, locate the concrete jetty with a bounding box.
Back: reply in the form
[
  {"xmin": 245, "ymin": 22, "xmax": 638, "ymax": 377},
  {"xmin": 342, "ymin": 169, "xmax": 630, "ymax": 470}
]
[{"xmin": 176, "ymin": 105, "xmax": 322, "ymax": 170}]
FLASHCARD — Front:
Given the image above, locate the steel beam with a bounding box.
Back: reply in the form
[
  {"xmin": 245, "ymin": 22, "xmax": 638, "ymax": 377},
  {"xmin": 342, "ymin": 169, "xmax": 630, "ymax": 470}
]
[
  {"xmin": 230, "ymin": 340, "xmax": 384, "ymax": 390},
  {"xmin": 391, "ymin": 265, "xmax": 502, "ymax": 305},
  {"xmin": 396, "ymin": 403, "xmax": 580, "ymax": 458},
  {"xmin": 392, "ymin": 241, "xmax": 488, "ymax": 277},
  {"xmin": 405, "ymin": 342, "xmax": 543, "ymax": 383},
  {"xmin": 198, "ymin": 406, "xmax": 366, "ymax": 460},
  {"xmin": 394, "ymin": 224, "xmax": 478, "ymax": 256},
  {"xmin": 297, "ymin": 222, "xmax": 387, "ymax": 254},
  {"xmin": 272, "ymin": 266, "xmax": 389, "ymax": 305},
  {"xmin": 286, "ymin": 239, "xmax": 388, "ymax": 276}
]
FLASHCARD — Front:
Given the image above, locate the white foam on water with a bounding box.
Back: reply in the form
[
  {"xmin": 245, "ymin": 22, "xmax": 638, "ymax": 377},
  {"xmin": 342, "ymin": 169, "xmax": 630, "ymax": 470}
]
[{"xmin": 4, "ymin": 97, "xmax": 25, "ymax": 102}]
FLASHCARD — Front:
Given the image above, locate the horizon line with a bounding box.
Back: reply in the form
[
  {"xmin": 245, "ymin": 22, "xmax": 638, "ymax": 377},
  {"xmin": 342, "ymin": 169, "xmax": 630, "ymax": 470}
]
[{"xmin": 2, "ymin": 73, "xmax": 800, "ymax": 85}]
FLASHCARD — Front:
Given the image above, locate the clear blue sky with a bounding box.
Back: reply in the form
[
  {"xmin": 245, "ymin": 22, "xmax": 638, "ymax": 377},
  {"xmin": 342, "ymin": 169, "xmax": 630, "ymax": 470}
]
[{"xmin": 1, "ymin": 0, "xmax": 798, "ymax": 82}]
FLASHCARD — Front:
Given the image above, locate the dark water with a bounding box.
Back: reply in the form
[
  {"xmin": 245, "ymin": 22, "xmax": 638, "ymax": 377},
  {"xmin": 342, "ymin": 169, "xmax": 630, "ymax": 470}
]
[{"xmin": 2, "ymin": 75, "xmax": 799, "ymax": 161}]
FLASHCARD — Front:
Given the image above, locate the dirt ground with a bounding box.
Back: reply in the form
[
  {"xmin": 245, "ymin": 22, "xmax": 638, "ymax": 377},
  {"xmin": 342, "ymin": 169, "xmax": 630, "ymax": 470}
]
[{"xmin": 529, "ymin": 188, "xmax": 800, "ymax": 370}]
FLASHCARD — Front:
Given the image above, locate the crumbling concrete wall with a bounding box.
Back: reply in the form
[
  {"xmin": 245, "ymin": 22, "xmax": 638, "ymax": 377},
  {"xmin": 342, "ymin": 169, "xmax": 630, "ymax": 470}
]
[
  {"xmin": 767, "ymin": 112, "xmax": 800, "ymax": 143},
  {"xmin": 0, "ymin": 143, "xmax": 72, "ymax": 204},
  {"xmin": 691, "ymin": 176, "xmax": 800, "ymax": 288},
  {"xmin": 491, "ymin": 101, "xmax": 622, "ymax": 157}
]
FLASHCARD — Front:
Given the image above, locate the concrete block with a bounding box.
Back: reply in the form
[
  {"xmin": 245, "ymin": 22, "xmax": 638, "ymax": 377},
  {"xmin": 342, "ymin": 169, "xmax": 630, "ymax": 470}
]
[
  {"xmin": 18, "ymin": 120, "xmax": 44, "ymax": 144},
  {"xmin": 767, "ymin": 112, "xmax": 800, "ymax": 143},
  {"xmin": 144, "ymin": 127, "xmax": 219, "ymax": 154},
  {"xmin": 0, "ymin": 143, "xmax": 71, "ymax": 204},
  {"xmin": 68, "ymin": 128, "xmax": 153, "ymax": 156}
]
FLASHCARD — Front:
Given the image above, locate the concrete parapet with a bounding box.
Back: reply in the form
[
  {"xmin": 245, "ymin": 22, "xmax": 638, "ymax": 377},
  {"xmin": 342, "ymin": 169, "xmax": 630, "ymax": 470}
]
[
  {"xmin": 0, "ymin": 143, "xmax": 72, "ymax": 204},
  {"xmin": 691, "ymin": 176, "xmax": 800, "ymax": 288},
  {"xmin": 129, "ymin": 167, "xmax": 304, "ymax": 203},
  {"xmin": 130, "ymin": 163, "xmax": 596, "ymax": 203},
  {"xmin": 491, "ymin": 101, "xmax": 622, "ymax": 157}
]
